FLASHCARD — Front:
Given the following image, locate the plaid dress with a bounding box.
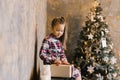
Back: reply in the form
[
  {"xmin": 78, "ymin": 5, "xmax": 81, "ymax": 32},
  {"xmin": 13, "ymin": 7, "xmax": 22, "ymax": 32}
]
[{"xmin": 40, "ymin": 33, "xmax": 80, "ymax": 78}]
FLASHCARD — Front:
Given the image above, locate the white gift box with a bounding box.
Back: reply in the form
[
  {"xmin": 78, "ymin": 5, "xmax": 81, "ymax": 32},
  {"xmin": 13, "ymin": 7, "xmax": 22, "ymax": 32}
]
[
  {"xmin": 40, "ymin": 65, "xmax": 51, "ymax": 80},
  {"xmin": 51, "ymin": 64, "xmax": 73, "ymax": 78}
]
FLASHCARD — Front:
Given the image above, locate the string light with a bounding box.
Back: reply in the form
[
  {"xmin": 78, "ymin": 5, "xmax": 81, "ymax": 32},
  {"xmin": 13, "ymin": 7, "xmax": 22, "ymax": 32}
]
[{"xmin": 93, "ymin": 0, "xmax": 99, "ymax": 7}]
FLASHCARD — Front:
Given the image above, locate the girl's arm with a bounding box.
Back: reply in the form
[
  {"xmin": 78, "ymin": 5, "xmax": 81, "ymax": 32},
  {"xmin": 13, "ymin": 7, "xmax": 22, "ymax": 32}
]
[
  {"xmin": 60, "ymin": 48, "xmax": 70, "ymax": 65},
  {"xmin": 39, "ymin": 39, "xmax": 55, "ymax": 64}
]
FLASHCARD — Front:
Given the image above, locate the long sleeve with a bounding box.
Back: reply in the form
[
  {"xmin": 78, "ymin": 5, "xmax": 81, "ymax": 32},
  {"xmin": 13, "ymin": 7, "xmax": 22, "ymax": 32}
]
[
  {"xmin": 59, "ymin": 47, "xmax": 67, "ymax": 61},
  {"xmin": 39, "ymin": 39, "xmax": 55, "ymax": 64},
  {"xmin": 39, "ymin": 34, "xmax": 68, "ymax": 64}
]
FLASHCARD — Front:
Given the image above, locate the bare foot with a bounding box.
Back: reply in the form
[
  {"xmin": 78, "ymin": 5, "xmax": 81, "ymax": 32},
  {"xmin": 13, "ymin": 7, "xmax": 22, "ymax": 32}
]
[{"xmin": 76, "ymin": 76, "xmax": 82, "ymax": 80}]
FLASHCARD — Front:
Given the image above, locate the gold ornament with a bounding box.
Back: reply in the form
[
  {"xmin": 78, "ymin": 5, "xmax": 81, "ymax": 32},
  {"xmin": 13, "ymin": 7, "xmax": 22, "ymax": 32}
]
[
  {"xmin": 93, "ymin": 62, "xmax": 96, "ymax": 66},
  {"xmin": 91, "ymin": 56, "xmax": 95, "ymax": 60},
  {"xmin": 84, "ymin": 41, "xmax": 88, "ymax": 45}
]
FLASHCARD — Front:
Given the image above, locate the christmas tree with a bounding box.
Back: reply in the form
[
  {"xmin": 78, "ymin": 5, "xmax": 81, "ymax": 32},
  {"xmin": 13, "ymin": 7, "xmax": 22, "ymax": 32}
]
[{"xmin": 73, "ymin": 0, "xmax": 119, "ymax": 80}]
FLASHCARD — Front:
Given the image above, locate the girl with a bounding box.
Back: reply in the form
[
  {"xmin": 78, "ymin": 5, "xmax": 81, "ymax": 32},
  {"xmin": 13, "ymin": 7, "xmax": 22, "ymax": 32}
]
[{"xmin": 39, "ymin": 17, "xmax": 81, "ymax": 80}]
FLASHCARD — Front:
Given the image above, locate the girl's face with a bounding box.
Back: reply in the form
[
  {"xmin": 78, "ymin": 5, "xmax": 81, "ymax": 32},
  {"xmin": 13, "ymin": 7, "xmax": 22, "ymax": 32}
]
[{"xmin": 52, "ymin": 24, "xmax": 65, "ymax": 38}]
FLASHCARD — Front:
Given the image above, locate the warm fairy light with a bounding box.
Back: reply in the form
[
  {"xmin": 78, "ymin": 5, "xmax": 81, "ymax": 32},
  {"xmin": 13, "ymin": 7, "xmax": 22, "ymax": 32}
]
[{"xmin": 93, "ymin": 0, "xmax": 99, "ymax": 7}]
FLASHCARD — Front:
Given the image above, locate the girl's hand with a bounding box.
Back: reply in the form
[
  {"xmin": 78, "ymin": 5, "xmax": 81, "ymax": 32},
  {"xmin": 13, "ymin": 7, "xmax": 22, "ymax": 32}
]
[
  {"xmin": 54, "ymin": 59, "xmax": 61, "ymax": 66},
  {"xmin": 61, "ymin": 60, "xmax": 70, "ymax": 65}
]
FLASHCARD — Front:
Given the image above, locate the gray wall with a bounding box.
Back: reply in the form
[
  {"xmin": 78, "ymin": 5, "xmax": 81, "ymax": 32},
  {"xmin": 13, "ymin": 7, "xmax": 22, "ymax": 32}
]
[{"xmin": 0, "ymin": 0, "xmax": 46, "ymax": 80}]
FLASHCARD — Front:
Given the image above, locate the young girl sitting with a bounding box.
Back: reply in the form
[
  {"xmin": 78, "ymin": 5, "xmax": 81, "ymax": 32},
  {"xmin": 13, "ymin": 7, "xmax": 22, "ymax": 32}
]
[{"xmin": 39, "ymin": 17, "xmax": 81, "ymax": 80}]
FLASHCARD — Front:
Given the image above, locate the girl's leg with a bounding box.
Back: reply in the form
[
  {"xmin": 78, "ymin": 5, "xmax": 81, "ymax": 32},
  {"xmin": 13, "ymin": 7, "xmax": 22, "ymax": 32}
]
[
  {"xmin": 72, "ymin": 67, "xmax": 82, "ymax": 80},
  {"xmin": 75, "ymin": 76, "xmax": 81, "ymax": 80}
]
